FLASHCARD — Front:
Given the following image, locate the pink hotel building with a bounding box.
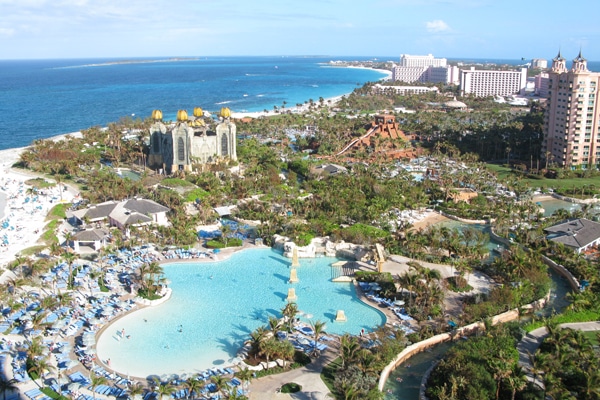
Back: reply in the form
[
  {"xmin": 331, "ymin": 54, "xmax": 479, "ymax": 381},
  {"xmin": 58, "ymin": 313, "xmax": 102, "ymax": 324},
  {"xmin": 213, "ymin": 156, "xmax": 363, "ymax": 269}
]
[{"xmin": 542, "ymin": 51, "xmax": 600, "ymax": 169}]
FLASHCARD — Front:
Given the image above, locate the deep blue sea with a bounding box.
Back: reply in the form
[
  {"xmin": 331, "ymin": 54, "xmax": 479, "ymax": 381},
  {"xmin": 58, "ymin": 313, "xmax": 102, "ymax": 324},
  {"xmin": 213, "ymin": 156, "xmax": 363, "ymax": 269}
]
[
  {"xmin": 0, "ymin": 56, "xmax": 598, "ymax": 151},
  {"xmin": 0, "ymin": 56, "xmax": 389, "ymax": 150}
]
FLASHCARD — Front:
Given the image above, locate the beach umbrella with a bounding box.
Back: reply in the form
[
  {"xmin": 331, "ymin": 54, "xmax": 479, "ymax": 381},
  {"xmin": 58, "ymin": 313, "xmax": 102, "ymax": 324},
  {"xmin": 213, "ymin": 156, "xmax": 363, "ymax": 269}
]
[{"xmin": 393, "ymin": 300, "xmax": 405, "ymax": 306}]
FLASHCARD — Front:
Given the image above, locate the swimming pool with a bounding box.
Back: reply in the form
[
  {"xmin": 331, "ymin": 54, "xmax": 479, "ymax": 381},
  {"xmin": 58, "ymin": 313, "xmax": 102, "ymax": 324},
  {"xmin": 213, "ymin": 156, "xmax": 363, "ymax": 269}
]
[
  {"xmin": 95, "ymin": 248, "xmax": 386, "ymax": 377},
  {"xmin": 535, "ymin": 198, "xmax": 581, "ymax": 217}
]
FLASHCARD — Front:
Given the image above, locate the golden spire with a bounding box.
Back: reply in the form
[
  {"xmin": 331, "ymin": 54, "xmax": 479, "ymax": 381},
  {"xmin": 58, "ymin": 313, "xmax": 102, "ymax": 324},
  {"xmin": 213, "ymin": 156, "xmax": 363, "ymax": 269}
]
[
  {"xmin": 220, "ymin": 107, "xmax": 232, "ymax": 119},
  {"xmin": 151, "ymin": 109, "xmax": 163, "ymax": 121},
  {"xmin": 176, "ymin": 109, "xmax": 189, "ymax": 122}
]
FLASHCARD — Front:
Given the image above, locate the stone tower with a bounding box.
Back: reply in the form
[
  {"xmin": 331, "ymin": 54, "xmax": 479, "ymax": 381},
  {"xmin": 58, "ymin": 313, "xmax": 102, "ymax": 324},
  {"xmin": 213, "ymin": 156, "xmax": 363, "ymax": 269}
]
[{"xmin": 215, "ymin": 107, "xmax": 237, "ymax": 161}]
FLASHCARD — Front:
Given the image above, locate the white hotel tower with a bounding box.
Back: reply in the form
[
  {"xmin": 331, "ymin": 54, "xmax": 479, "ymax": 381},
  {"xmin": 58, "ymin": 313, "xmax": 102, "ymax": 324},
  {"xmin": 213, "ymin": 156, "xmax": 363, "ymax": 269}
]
[
  {"xmin": 542, "ymin": 51, "xmax": 600, "ymax": 169},
  {"xmin": 392, "ymin": 54, "xmax": 459, "ymax": 84}
]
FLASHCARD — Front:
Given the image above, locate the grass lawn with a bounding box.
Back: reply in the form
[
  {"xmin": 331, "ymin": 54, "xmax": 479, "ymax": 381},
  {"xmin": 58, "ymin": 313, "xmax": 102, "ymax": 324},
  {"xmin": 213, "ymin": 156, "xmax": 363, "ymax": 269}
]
[
  {"xmin": 485, "ymin": 163, "xmax": 600, "ymax": 192},
  {"xmin": 582, "ymin": 330, "xmax": 599, "ymax": 345}
]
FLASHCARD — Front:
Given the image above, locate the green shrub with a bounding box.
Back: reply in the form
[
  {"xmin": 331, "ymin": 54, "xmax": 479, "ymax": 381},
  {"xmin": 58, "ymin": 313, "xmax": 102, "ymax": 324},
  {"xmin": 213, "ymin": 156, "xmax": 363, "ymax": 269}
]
[
  {"xmin": 205, "ymin": 238, "xmax": 243, "ymax": 248},
  {"xmin": 446, "ymin": 276, "xmax": 473, "ymax": 292},
  {"xmin": 339, "ymin": 223, "xmax": 390, "ymax": 244},
  {"xmin": 280, "ymin": 382, "xmax": 301, "ymax": 393},
  {"xmin": 47, "ymin": 203, "xmax": 70, "ymax": 220},
  {"xmin": 162, "ymin": 178, "xmax": 193, "ymax": 187},
  {"xmin": 184, "ymin": 188, "xmax": 210, "ymax": 202}
]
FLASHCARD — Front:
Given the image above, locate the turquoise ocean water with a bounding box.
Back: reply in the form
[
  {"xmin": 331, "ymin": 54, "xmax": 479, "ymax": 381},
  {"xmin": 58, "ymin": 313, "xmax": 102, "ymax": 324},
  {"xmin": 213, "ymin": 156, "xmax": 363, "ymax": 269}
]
[
  {"xmin": 1, "ymin": 56, "xmax": 598, "ymax": 151},
  {"xmin": 0, "ymin": 56, "xmax": 388, "ymax": 150}
]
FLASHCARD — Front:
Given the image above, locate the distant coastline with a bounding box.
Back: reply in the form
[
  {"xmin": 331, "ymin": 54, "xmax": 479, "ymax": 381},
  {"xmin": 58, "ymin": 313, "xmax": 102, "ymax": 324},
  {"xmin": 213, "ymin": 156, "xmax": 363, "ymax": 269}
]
[{"xmin": 54, "ymin": 57, "xmax": 200, "ymax": 69}]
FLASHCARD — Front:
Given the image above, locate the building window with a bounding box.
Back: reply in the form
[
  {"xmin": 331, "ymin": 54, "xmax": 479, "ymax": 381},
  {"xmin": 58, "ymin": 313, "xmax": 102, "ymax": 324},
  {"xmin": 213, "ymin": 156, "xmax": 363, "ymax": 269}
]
[
  {"xmin": 221, "ymin": 134, "xmax": 229, "ymax": 156},
  {"xmin": 177, "ymin": 137, "xmax": 185, "ymax": 162},
  {"xmin": 152, "ymin": 134, "xmax": 160, "ymax": 152}
]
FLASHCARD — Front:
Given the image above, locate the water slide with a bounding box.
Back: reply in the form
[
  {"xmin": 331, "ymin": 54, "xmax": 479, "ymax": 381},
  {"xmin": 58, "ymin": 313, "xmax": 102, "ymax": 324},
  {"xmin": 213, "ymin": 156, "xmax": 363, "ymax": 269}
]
[{"xmin": 335, "ymin": 125, "xmax": 378, "ymax": 156}]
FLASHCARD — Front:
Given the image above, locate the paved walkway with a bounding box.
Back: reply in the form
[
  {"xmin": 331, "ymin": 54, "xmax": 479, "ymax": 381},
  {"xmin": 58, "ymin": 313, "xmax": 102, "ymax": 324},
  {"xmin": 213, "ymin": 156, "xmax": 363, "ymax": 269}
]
[
  {"xmin": 248, "ymin": 344, "xmax": 338, "ymax": 400},
  {"xmin": 517, "ymin": 321, "xmax": 600, "ymax": 384}
]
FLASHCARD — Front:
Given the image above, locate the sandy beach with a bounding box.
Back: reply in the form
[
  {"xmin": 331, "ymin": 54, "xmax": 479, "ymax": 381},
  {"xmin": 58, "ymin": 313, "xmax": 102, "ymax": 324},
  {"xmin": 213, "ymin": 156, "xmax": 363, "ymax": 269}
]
[
  {"xmin": 0, "ymin": 143, "xmax": 76, "ymax": 273},
  {"xmin": 410, "ymin": 211, "xmax": 452, "ymax": 231}
]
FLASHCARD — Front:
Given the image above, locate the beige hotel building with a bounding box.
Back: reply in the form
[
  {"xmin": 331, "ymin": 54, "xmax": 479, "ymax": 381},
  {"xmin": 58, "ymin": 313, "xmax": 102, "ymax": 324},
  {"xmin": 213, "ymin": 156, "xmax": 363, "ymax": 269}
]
[{"xmin": 542, "ymin": 51, "xmax": 600, "ymax": 169}]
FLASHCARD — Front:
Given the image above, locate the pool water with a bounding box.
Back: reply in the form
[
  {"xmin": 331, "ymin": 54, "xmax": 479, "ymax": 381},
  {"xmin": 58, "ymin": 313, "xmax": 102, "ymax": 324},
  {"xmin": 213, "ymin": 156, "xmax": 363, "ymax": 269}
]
[
  {"xmin": 535, "ymin": 198, "xmax": 581, "ymax": 217},
  {"xmin": 96, "ymin": 248, "xmax": 386, "ymax": 377},
  {"xmin": 436, "ymin": 220, "xmax": 503, "ymax": 261}
]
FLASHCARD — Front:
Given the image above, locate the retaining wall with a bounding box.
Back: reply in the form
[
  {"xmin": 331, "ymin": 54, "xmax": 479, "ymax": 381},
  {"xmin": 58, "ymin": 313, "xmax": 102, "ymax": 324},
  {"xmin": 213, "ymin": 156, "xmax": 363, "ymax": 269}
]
[
  {"xmin": 437, "ymin": 210, "xmax": 487, "ymax": 224},
  {"xmin": 135, "ymin": 288, "xmax": 172, "ymax": 306},
  {"xmin": 550, "ymin": 192, "xmax": 600, "ymax": 205},
  {"xmin": 378, "ymin": 304, "xmax": 543, "ymax": 393},
  {"xmin": 489, "ymin": 229, "xmax": 580, "ymax": 292}
]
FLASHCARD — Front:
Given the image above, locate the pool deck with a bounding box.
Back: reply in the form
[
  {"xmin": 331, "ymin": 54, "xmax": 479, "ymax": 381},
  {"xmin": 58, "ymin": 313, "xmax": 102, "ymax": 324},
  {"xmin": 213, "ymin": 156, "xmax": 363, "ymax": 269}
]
[{"xmin": 248, "ymin": 341, "xmax": 339, "ymax": 400}]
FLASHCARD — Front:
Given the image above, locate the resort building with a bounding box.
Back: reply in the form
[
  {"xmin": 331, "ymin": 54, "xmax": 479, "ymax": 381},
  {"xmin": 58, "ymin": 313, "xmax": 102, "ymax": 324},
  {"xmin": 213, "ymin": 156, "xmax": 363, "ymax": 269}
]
[
  {"xmin": 542, "ymin": 51, "xmax": 600, "ymax": 169},
  {"xmin": 535, "ymin": 72, "xmax": 549, "ymax": 97},
  {"xmin": 459, "ymin": 67, "xmax": 528, "ymax": 97},
  {"xmin": 544, "ymin": 218, "xmax": 600, "ymax": 253},
  {"xmin": 531, "ymin": 58, "xmax": 548, "ymax": 69},
  {"xmin": 371, "ymin": 84, "xmax": 439, "ymax": 95},
  {"xmin": 400, "ymin": 54, "xmax": 447, "ymax": 68},
  {"xmin": 70, "ymin": 198, "xmax": 170, "ymax": 238},
  {"xmin": 391, "ymin": 54, "xmax": 459, "ymax": 85},
  {"xmin": 147, "ymin": 108, "xmax": 237, "ymax": 174}
]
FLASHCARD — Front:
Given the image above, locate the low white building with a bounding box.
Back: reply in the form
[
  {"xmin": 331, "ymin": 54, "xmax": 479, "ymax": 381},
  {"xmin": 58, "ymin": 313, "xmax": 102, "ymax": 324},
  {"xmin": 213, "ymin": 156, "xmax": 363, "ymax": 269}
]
[
  {"xmin": 372, "ymin": 84, "xmax": 439, "ymax": 95},
  {"xmin": 71, "ymin": 197, "xmax": 170, "ymax": 238}
]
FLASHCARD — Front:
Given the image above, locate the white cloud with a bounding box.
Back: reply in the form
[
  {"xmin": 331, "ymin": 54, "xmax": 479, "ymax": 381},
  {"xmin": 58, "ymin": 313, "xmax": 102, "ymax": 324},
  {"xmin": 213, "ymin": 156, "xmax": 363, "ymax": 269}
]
[
  {"xmin": 0, "ymin": 28, "xmax": 15, "ymax": 36},
  {"xmin": 426, "ymin": 20, "xmax": 450, "ymax": 33}
]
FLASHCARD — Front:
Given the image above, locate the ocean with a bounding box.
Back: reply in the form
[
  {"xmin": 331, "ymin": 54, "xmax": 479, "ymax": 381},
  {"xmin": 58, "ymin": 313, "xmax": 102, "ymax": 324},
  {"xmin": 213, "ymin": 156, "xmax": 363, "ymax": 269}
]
[
  {"xmin": 0, "ymin": 56, "xmax": 388, "ymax": 150},
  {"xmin": 0, "ymin": 56, "xmax": 598, "ymax": 151}
]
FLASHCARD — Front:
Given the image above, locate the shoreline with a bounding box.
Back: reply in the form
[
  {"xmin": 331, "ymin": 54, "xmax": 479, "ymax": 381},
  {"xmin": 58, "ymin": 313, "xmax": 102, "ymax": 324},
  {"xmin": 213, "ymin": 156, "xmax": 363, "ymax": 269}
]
[
  {"xmin": 231, "ymin": 65, "xmax": 390, "ymax": 120},
  {"xmin": 0, "ymin": 65, "xmax": 392, "ymax": 154}
]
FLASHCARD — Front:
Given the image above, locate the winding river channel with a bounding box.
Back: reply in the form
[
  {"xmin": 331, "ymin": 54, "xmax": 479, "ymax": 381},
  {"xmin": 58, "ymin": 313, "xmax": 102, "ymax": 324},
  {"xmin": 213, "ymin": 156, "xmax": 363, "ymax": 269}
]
[{"xmin": 382, "ymin": 215, "xmax": 574, "ymax": 399}]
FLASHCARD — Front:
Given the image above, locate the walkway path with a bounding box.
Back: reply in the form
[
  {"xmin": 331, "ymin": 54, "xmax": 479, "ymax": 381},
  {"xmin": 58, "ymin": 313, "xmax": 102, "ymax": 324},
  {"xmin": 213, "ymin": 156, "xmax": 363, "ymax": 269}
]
[
  {"xmin": 248, "ymin": 344, "xmax": 338, "ymax": 400},
  {"xmin": 517, "ymin": 321, "xmax": 600, "ymax": 383}
]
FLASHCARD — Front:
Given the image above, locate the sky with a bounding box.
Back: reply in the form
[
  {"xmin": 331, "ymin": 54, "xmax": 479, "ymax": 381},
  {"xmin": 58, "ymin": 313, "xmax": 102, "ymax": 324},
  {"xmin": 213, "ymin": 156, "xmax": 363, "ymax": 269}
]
[{"xmin": 1, "ymin": 0, "xmax": 599, "ymax": 61}]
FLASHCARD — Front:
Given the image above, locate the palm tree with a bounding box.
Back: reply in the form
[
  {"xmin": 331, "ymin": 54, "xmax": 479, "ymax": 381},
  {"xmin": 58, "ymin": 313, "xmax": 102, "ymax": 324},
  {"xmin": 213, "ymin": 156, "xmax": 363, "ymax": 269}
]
[
  {"xmin": 156, "ymin": 382, "xmax": 175, "ymax": 400},
  {"xmin": 281, "ymin": 302, "xmax": 298, "ymax": 332},
  {"xmin": 0, "ymin": 377, "xmax": 18, "ymax": 400},
  {"xmin": 183, "ymin": 378, "xmax": 204, "ymax": 399},
  {"xmin": 62, "ymin": 250, "xmax": 78, "ymax": 289},
  {"xmin": 27, "ymin": 357, "xmax": 55, "ymax": 388},
  {"xmin": 234, "ymin": 367, "xmax": 254, "ymax": 395},
  {"xmin": 225, "ymin": 386, "xmax": 249, "ymax": 399},
  {"xmin": 89, "ymin": 371, "xmax": 108, "ymax": 400},
  {"xmin": 249, "ymin": 326, "xmax": 268, "ymax": 361},
  {"xmin": 310, "ymin": 320, "xmax": 327, "ymax": 355},
  {"xmin": 258, "ymin": 338, "xmax": 278, "ymax": 369},
  {"xmin": 339, "ymin": 334, "xmax": 360, "ymax": 369},
  {"xmin": 505, "ymin": 365, "xmax": 528, "ymax": 400},
  {"xmin": 210, "ymin": 375, "xmax": 228, "ymax": 397},
  {"xmin": 267, "ymin": 316, "xmax": 280, "ymax": 335},
  {"xmin": 127, "ymin": 382, "xmax": 145, "ymax": 400}
]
